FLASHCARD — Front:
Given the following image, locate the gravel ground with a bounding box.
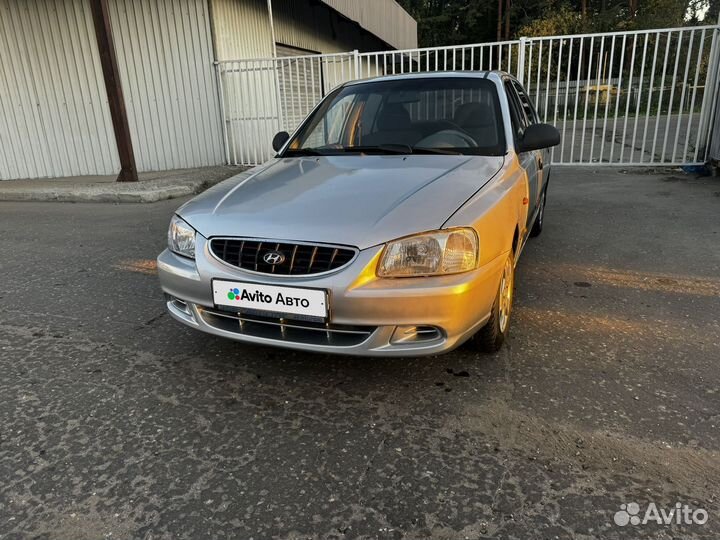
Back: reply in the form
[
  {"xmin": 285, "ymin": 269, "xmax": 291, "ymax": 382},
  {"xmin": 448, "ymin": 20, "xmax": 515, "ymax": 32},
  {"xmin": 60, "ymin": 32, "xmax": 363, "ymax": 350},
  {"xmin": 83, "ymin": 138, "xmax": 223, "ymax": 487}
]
[{"xmin": 1, "ymin": 166, "xmax": 719, "ymax": 539}]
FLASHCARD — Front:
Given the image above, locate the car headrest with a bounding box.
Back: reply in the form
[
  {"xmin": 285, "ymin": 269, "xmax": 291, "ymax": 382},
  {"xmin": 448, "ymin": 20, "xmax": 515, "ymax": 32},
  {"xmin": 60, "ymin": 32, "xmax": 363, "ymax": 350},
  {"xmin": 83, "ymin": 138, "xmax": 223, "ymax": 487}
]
[
  {"xmin": 377, "ymin": 104, "xmax": 412, "ymax": 130},
  {"xmin": 454, "ymin": 102, "xmax": 495, "ymax": 128}
]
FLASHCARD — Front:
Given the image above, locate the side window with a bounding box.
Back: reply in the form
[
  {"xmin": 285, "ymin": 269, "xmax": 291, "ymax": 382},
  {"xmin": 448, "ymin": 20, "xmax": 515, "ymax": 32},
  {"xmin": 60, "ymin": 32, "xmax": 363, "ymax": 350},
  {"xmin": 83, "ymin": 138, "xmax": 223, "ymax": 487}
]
[
  {"xmin": 358, "ymin": 93, "xmax": 383, "ymax": 141},
  {"xmin": 303, "ymin": 94, "xmax": 356, "ymax": 148},
  {"xmin": 512, "ymin": 81, "xmax": 539, "ymax": 124},
  {"xmin": 504, "ymin": 81, "xmax": 529, "ymax": 144}
]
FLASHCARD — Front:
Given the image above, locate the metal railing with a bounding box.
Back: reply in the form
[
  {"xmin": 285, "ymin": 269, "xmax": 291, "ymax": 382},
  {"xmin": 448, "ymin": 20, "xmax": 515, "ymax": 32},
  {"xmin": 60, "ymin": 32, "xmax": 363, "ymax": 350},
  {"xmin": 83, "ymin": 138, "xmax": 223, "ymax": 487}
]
[
  {"xmin": 216, "ymin": 52, "xmax": 357, "ymax": 165},
  {"xmin": 217, "ymin": 23, "xmax": 720, "ymax": 166},
  {"xmin": 519, "ymin": 27, "xmax": 720, "ymax": 165}
]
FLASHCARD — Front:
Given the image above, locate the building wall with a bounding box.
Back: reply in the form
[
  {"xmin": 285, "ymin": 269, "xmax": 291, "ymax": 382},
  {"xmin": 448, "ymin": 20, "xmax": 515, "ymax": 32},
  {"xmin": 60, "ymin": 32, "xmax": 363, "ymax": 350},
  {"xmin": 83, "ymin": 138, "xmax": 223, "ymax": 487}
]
[
  {"xmin": 0, "ymin": 0, "xmax": 119, "ymax": 179},
  {"xmin": 211, "ymin": 0, "xmax": 274, "ymax": 60},
  {"xmin": 210, "ymin": 0, "xmax": 403, "ymax": 165},
  {"xmin": 272, "ymin": 0, "xmax": 389, "ymax": 55},
  {"xmin": 320, "ymin": 0, "xmax": 417, "ymax": 50},
  {"xmin": 210, "ymin": 0, "xmax": 398, "ymax": 61},
  {"xmin": 108, "ymin": 0, "xmax": 223, "ymax": 171},
  {"xmin": 0, "ymin": 0, "xmax": 415, "ymax": 180},
  {"xmin": 0, "ymin": 0, "xmax": 223, "ymax": 180}
]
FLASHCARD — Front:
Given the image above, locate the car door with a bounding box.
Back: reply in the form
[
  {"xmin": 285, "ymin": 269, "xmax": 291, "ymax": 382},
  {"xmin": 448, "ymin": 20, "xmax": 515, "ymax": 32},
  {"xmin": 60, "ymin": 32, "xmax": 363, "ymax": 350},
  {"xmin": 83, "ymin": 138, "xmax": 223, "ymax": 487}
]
[
  {"xmin": 503, "ymin": 80, "xmax": 540, "ymax": 232},
  {"xmin": 512, "ymin": 80, "xmax": 549, "ymax": 206}
]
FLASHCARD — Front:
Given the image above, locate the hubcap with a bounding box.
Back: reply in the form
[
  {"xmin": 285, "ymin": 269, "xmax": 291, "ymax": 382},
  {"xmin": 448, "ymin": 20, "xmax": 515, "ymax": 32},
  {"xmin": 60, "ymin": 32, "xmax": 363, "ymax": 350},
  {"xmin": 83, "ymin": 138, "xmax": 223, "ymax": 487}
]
[{"xmin": 498, "ymin": 257, "xmax": 514, "ymax": 333}]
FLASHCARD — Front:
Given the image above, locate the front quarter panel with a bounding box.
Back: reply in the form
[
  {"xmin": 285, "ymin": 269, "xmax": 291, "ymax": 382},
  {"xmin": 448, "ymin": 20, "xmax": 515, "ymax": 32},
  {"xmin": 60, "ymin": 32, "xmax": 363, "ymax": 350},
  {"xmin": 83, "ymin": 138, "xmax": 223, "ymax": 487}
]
[{"xmin": 443, "ymin": 154, "xmax": 528, "ymax": 265}]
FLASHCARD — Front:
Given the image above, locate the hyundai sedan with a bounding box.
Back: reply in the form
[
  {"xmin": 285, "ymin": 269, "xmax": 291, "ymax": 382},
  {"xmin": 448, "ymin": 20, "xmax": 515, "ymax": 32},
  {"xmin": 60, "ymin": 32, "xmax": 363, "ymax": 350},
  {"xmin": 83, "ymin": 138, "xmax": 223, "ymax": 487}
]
[{"xmin": 157, "ymin": 72, "xmax": 560, "ymax": 356}]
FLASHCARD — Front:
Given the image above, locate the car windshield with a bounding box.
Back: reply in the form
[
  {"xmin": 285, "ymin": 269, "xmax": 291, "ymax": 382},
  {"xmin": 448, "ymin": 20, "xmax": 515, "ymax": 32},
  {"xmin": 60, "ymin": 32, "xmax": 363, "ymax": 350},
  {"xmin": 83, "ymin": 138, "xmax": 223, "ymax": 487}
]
[{"xmin": 282, "ymin": 77, "xmax": 506, "ymax": 157}]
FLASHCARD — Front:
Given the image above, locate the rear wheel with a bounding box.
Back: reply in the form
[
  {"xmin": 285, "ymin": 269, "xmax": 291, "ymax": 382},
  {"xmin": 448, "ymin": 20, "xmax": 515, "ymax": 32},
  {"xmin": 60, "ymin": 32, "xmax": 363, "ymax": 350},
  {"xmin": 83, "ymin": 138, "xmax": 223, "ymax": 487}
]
[{"xmin": 471, "ymin": 253, "xmax": 515, "ymax": 353}]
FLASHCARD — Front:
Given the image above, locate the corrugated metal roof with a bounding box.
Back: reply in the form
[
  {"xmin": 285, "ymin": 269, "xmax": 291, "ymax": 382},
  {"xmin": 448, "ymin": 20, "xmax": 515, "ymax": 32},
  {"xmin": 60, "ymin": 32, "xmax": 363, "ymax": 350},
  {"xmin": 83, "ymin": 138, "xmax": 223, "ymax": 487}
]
[
  {"xmin": 209, "ymin": 0, "xmax": 417, "ymax": 58},
  {"xmin": 320, "ymin": 0, "xmax": 417, "ymax": 50},
  {"xmin": 273, "ymin": 0, "xmax": 340, "ymax": 53},
  {"xmin": 272, "ymin": 0, "xmax": 412, "ymax": 55}
]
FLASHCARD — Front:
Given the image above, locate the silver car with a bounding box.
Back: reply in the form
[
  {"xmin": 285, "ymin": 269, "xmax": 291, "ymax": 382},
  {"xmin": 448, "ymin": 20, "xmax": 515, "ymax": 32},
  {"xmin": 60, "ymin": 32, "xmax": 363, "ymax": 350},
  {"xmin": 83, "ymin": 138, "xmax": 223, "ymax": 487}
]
[{"xmin": 158, "ymin": 72, "xmax": 559, "ymax": 356}]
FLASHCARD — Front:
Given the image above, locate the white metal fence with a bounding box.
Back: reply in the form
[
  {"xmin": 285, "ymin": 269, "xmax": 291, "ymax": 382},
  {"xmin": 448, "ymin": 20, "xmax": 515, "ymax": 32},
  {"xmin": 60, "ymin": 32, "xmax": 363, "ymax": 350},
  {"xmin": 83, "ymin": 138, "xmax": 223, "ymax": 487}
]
[
  {"xmin": 217, "ymin": 24, "xmax": 720, "ymax": 167},
  {"xmin": 217, "ymin": 52, "xmax": 358, "ymax": 165},
  {"xmin": 520, "ymin": 27, "xmax": 720, "ymax": 165}
]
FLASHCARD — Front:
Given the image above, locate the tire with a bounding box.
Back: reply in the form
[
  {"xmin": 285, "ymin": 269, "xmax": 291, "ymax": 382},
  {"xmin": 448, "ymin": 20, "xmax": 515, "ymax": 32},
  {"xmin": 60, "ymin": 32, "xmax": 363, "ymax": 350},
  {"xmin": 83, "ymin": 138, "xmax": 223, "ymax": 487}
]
[
  {"xmin": 529, "ymin": 185, "xmax": 547, "ymax": 238},
  {"xmin": 471, "ymin": 253, "xmax": 515, "ymax": 353}
]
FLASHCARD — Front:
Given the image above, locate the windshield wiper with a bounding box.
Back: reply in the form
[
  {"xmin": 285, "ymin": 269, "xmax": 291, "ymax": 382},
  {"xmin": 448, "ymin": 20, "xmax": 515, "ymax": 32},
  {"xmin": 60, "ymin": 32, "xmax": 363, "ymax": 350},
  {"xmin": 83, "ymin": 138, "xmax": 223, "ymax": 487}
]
[
  {"xmin": 341, "ymin": 144, "xmax": 413, "ymax": 155},
  {"xmin": 285, "ymin": 145, "xmax": 463, "ymax": 157},
  {"xmin": 283, "ymin": 148, "xmax": 327, "ymax": 157},
  {"xmin": 411, "ymin": 146, "xmax": 463, "ymax": 155}
]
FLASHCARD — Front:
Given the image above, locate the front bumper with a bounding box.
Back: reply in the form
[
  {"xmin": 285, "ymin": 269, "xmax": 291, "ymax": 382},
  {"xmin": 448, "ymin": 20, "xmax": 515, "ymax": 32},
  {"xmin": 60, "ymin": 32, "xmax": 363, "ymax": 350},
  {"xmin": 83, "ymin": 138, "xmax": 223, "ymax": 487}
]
[{"xmin": 157, "ymin": 236, "xmax": 506, "ymax": 356}]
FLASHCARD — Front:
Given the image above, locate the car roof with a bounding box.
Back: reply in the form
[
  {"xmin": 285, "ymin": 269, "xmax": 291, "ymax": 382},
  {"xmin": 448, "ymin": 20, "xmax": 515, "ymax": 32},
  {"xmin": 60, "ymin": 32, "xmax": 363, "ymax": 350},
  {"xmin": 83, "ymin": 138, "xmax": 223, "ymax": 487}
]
[{"xmin": 343, "ymin": 71, "xmax": 509, "ymax": 87}]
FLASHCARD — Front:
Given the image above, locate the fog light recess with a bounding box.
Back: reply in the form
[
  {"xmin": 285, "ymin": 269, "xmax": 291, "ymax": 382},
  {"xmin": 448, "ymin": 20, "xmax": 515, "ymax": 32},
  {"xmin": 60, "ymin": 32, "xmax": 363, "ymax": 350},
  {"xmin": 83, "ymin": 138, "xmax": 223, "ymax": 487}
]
[
  {"xmin": 391, "ymin": 325, "xmax": 443, "ymax": 344},
  {"xmin": 166, "ymin": 294, "xmax": 191, "ymax": 316}
]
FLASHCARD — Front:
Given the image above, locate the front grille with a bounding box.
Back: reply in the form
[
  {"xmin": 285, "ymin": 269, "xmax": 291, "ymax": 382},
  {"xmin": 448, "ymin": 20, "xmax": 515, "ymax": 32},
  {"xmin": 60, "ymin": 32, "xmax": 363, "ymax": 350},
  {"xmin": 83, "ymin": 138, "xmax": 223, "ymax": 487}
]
[
  {"xmin": 210, "ymin": 238, "xmax": 356, "ymax": 275},
  {"xmin": 198, "ymin": 307, "xmax": 375, "ymax": 347}
]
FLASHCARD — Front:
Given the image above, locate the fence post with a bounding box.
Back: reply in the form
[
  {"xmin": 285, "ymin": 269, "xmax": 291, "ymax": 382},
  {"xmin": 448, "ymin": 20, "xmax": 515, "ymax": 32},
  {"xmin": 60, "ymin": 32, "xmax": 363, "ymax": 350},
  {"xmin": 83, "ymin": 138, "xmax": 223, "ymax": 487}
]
[
  {"xmin": 697, "ymin": 20, "xmax": 720, "ymax": 161},
  {"xmin": 353, "ymin": 49, "xmax": 360, "ymax": 80},
  {"xmin": 517, "ymin": 37, "xmax": 527, "ymax": 83},
  {"xmin": 272, "ymin": 57, "xmax": 285, "ymax": 136},
  {"xmin": 704, "ymin": 27, "xmax": 720, "ymax": 162},
  {"xmin": 215, "ymin": 61, "xmax": 231, "ymax": 166}
]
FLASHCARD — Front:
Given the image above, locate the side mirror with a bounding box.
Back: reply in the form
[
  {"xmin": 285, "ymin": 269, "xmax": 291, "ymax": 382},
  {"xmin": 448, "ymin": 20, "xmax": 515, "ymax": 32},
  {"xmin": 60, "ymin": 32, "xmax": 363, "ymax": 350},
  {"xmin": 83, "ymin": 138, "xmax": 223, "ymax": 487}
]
[
  {"xmin": 272, "ymin": 131, "xmax": 290, "ymax": 152},
  {"xmin": 518, "ymin": 123, "xmax": 561, "ymax": 152}
]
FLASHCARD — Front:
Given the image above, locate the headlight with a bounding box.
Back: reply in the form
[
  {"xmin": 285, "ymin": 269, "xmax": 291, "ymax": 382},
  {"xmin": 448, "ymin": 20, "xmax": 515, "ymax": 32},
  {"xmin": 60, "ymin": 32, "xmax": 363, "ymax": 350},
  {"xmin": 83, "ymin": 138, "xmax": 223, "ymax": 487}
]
[
  {"xmin": 168, "ymin": 215, "xmax": 196, "ymax": 259},
  {"xmin": 378, "ymin": 228, "xmax": 478, "ymax": 277}
]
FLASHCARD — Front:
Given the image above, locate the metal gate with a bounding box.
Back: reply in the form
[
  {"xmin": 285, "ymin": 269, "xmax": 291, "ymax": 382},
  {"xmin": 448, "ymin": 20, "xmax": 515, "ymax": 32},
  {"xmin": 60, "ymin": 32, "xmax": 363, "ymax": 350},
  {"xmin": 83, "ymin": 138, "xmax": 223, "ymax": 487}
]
[
  {"xmin": 217, "ymin": 23, "xmax": 720, "ymax": 167},
  {"xmin": 216, "ymin": 52, "xmax": 357, "ymax": 164}
]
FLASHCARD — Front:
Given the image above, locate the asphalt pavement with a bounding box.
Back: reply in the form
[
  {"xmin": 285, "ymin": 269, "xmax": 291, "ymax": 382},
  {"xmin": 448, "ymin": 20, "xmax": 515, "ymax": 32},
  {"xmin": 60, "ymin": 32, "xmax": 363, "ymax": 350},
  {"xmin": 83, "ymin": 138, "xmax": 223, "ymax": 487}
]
[{"xmin": 1, "ymin": 166, "xmax": 719, "ymax": 539}]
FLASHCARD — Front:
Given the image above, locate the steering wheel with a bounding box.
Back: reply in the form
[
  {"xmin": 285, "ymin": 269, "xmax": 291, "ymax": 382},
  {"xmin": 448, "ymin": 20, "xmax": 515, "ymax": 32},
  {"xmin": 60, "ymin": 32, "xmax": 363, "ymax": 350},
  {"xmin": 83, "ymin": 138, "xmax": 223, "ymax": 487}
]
[
  {"xmin": 415, "ymin": 127, "xmax": 479, "ymax": 149},
  {"xmin": 441, "ymin": 121, "xmax": 479, "ymax": 146}
]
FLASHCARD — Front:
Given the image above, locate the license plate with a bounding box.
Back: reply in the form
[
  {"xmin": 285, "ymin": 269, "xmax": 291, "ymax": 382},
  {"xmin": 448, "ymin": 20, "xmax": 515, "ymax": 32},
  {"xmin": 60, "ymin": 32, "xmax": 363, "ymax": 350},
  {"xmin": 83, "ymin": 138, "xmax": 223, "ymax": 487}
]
[{"xmin": 212, "ymin": 279, "xmax": 328, "ymax": 320}]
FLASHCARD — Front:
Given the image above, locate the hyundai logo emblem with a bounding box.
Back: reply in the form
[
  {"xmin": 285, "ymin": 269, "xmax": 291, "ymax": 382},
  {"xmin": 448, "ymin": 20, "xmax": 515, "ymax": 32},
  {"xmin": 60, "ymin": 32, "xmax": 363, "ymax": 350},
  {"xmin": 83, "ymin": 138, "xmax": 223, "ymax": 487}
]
[{"xmin": 263, "ymin": 251, "xmax": 285, "ymax": 265}]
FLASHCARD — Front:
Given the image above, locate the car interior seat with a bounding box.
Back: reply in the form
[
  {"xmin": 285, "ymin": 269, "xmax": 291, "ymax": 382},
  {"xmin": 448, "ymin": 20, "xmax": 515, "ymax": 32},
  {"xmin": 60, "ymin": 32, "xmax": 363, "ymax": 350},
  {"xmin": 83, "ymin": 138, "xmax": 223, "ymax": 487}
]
[
  {"xmin": 362, "ymin": 103, "xmax": 421, "ymax": 147},
  {"xmin": 453, "ymin": 102, "xmax": 498, "ymax": 146}
]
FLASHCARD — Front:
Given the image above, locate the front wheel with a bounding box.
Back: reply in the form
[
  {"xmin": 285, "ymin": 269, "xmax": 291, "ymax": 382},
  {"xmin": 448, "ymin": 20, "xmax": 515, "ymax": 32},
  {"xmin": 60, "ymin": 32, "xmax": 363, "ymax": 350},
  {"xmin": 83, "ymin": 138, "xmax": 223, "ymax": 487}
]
[{"xmin": 471, "ymin": 253, "xmax": 515, "ymax": 353}]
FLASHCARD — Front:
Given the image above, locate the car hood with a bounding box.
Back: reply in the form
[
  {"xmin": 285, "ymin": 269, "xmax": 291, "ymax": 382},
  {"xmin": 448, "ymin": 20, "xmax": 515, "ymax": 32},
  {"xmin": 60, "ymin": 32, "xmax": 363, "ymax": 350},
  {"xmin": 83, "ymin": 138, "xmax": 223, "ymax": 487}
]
[{"xmin": 178, "ymin": 155, "xmax": 503, "ymax": 249}]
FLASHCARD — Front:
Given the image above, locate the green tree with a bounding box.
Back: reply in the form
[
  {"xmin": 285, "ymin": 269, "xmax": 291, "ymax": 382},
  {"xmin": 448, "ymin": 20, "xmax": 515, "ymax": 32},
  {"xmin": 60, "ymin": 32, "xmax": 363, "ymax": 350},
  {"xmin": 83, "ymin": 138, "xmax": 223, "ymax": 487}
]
[
  {"xmin": 514, "ymin": 4, "xmax": 586, "ymax": 35},
  {"xmin": 398, "ymin": 0, "xmax": 503, "ymax": 46},
  {"xmin": 396, "ymin": 0, "xmax": 715, "ymax": 46}
]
